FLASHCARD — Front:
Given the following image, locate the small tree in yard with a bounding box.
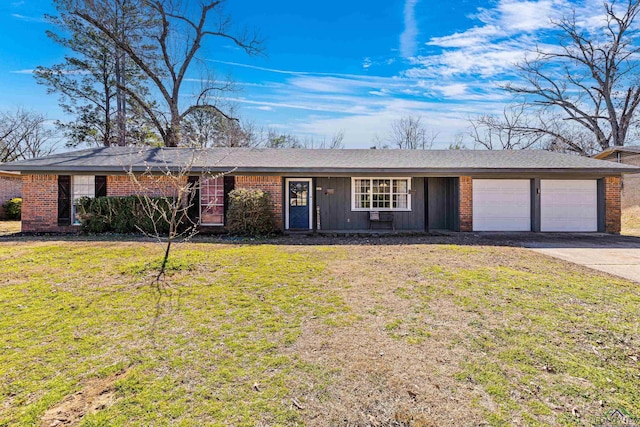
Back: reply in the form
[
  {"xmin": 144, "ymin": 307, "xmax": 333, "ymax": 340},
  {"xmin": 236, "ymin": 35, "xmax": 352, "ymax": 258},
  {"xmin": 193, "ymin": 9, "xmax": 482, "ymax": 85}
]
[{"xmin": 122, "ymin": 150, "xmax": 229, "ymax": 291}]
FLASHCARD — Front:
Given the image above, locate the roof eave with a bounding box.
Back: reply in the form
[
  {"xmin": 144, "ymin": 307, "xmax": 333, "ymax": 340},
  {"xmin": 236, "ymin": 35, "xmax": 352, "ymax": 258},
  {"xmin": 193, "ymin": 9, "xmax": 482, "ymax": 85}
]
[{"xmin": 4, "ymin": 166, "xmax": 638, "ymax": 175}]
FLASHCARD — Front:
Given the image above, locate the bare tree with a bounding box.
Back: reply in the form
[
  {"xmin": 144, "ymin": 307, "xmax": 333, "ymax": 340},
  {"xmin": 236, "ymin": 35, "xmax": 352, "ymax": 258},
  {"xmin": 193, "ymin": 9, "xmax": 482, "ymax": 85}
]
[
  {"xmin": 0, "ymin": 109, "xmax": 56, "ymax": 162},
  {"xmin": 123, "ymin": 150, "xmax": 229, "ymax": 289},
  {"xmin": 504, "ymin": 0, "xmax": 640, "ymax": 155},
  {"xmin": 303, "ymin": 130, "xmax": 346, "ymax": 149},
  {"xmin": 387, "ymin": 116, "xmax": 437, "ymax": 149},
  {"xmin": 69, "ymin": 0, "xmax": 263, "ymax": 147},
  {"xmin": 469, "ymin": 105, "xmax": 546, "ymax": 150},
  {"xmin": 448, "ymin": 133, "xmax": 468, "ymax": 150},
  {"xmin": 182, "ymin": 105, "xmax": 248, "ymax": 147}
]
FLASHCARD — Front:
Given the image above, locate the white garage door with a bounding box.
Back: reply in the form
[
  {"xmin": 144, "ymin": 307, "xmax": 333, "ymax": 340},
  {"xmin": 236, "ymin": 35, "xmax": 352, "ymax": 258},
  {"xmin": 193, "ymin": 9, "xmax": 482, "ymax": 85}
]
[
  {"xmin": 473, "ymin": 180, "xmax": 531, "ymax": 231},
  {"xmin": 541, "ymin": 180, "xmax": 598, "ymax": 232}
]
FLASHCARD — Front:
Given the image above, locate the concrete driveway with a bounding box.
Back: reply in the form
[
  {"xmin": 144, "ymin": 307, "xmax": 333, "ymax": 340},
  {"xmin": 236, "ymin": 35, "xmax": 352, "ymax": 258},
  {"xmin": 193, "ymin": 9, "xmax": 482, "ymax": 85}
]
[{"xmin": 521, "ymin": 234, "xmax": 640, "ymax": 283}]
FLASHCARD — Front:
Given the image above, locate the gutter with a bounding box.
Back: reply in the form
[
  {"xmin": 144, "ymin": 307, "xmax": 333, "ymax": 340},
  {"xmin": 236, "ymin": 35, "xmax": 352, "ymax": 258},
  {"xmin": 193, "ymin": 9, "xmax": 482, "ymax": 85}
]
[{"xmin": 3, "ymin": 166, "xmax": 640, "ymax": 175}]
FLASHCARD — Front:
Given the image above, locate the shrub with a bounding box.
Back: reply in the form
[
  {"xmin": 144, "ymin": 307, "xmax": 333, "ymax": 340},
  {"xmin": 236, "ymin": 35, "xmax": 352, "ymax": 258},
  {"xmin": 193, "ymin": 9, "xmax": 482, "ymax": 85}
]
[
  {"xmin": 77, "ymin": 196, "xmax": 176, "ymax": 235},
  {"xmin": 226, "ymin": 189, "xmax": 276, "ymax": 236},
  {"xmin": 3, "ymin": 197, "xmax": 22, "ymax": 220}
]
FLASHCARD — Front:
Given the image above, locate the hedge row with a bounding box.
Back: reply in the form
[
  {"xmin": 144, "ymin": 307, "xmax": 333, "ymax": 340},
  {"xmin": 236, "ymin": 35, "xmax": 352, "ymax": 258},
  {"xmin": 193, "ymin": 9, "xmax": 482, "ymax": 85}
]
[
  {"xmin": 76, "ymin": 188, "xmax": 276, "ymax": 236},
  {"xmin": 77, "ymin": 196, "xmax": 177, "ymax": 234}
]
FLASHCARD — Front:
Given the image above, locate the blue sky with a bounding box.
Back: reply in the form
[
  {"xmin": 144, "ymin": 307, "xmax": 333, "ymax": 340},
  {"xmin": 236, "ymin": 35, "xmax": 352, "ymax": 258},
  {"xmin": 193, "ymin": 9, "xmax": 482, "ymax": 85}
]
[{"xmin": 0, "ymin": 0, "xmax": 605, "ymax": 148}]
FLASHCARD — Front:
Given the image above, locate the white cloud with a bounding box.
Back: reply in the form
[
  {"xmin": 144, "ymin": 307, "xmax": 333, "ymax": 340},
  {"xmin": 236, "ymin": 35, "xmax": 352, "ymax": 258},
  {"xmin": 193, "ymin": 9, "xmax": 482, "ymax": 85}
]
[
  {"xmin": 400, "ymin": 0, "xmax": 420, "ymax": 58},
  {"xmin": 438, "ymin": 83, "xmax": 468, "ymax": 97},
  {"xmin": 11, "ymin": 13, "xmax": 46, "ymax": 23},
  {"xmin": 362, "ymin": 57, "xmax": 372, "ymax": 69},
  {"xmin": 10, "ymin": 69, "xmax": 34, "ymax": 74}
]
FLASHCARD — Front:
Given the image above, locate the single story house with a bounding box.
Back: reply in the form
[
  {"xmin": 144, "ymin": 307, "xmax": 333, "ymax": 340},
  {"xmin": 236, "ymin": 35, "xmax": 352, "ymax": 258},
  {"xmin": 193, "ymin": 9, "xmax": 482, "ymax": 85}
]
[
  {"xmin": 593, "ymin": 146, "xmax": 640, "ymax": 209},
  {"xmin": 0, "ymin": 170, "xmax": 22, "ymax": 219},
  {"xmin": 2, "ymin": 146, "xmax": 639, "ymax": 234}
]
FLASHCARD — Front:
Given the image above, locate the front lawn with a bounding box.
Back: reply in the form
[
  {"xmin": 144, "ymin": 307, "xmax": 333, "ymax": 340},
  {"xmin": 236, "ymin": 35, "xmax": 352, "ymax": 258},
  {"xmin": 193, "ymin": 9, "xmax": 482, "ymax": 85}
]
[{"xmin": 0, "ymin": 240, "xmax": 638, "ymax": 426}]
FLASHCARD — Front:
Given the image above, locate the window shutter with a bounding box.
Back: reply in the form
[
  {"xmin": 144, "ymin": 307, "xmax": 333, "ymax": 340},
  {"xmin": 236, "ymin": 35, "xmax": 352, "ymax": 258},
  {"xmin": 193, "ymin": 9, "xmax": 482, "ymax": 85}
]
[
  {"xmin": 223, "ymin": 175, "xmax": 235, "ymax": 224},
  {"xmin": 57, "ymin": 175, "xmax": 71, "ymax": 226},
  {"xmin": 95, "ymin": 176, "xmax": 107, "ymax": 198},
  {"xmin": 187, "ymin": 175, "xmax": 200, "ymax": 224}
]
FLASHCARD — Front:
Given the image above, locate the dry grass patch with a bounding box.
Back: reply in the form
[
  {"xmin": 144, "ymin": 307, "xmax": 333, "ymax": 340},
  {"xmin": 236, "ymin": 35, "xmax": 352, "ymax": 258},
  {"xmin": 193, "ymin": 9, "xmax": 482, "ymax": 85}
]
[
  {"xmin": 287, "ymin": 245, "xmax": 640, "ymax": 426},
  {"xmin": 622, "ymin": 206, "xmax": 640, "ymax": 236},
  {"xmin": 0, "ymin": 221, "xmax": 20, "ymax": 236}
]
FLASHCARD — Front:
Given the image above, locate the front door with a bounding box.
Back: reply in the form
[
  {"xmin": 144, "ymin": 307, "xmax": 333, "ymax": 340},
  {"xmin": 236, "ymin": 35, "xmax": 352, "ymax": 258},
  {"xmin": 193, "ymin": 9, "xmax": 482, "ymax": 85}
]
[{"xmin": 286, "ymin": 179, "xmax": 312, "ymax": 230}]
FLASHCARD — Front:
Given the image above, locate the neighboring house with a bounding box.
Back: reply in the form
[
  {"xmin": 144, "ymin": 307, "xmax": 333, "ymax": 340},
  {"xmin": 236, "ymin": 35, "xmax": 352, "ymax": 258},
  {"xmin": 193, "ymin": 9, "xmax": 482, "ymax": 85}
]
[
  {"xmin": 2, "ymin": 147, "xmax": 638, "ymax": 234},
  {"xmin": 0, "ymin": 170, "xmax": 22, "ymax": 219},
  {"xmin": 593, "ymin": 146, "xmax": 640, "ymax": 209}
]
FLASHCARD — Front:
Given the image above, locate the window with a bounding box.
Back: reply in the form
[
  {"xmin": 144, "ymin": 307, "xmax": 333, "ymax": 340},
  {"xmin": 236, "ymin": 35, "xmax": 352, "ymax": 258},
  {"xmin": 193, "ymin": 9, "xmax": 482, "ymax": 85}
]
[
  {"xmin": 72, "ymin": 175, "xmax": 95, "ymax": 224},
  {"xmin": 200, "ymin": 176, "xmax": 224, "ymax": 225},
  {"xmin": 352, "ymin": 178, "xmax": 411, "ymax": 211}
]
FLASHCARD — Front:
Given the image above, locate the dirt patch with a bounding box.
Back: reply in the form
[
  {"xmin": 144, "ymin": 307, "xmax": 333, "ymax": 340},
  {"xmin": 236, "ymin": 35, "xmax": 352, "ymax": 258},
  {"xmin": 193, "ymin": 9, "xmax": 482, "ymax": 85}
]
[
  {"xmin": 287, "ymin": 245, "xmax": 490, "ymax": 426},
  {"xmin": 39, "ymin": 370, "xmax": 128, "ymax": 427}
]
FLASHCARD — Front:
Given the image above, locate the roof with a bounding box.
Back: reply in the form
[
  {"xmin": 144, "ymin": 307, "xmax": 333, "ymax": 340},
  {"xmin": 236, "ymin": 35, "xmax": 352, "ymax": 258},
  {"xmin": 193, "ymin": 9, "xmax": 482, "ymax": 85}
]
[
  {"xmin": 592, "ymin": 145, "xmax": 640, "ymax": 159},
  {"xmin": 2, "ymin": 146, "xmax": 639, "ymax": 175}
]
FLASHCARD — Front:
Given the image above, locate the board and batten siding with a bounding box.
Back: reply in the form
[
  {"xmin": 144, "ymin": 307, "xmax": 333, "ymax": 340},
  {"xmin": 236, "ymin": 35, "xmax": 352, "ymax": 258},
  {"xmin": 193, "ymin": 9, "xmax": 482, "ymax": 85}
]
[{"xmin": 315, "ymin": 177, "xmax": 426, "ymax": 231}]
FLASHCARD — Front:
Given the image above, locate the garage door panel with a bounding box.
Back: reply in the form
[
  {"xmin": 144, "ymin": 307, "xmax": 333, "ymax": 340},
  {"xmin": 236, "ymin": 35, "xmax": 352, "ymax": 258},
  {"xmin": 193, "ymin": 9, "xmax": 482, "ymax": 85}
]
[
  {"xmin": 473, "ymin": 180, "xmax": 531, "ymax": 231},
  {"xmin": 541, "ymin": 180, "xmax": 597, "ymax": 232}
]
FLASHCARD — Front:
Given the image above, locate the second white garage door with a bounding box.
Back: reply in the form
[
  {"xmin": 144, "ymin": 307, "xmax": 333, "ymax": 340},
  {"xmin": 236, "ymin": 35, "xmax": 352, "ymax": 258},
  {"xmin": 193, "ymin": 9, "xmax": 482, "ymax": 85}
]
[
  {"xmin": 473, "ymin": 180, "xmax": 531, "ymax": 231},
  {"xmin": 541, "ymin": 180, "xmax": 598, "ymax": 232}
]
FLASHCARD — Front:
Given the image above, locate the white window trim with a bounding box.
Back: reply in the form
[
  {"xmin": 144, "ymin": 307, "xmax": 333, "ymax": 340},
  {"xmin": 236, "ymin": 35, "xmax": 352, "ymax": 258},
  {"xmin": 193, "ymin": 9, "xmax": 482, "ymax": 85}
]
[
  {"xmin": 350, "ymin": 177, "xmax": 412, "ymax": 212},
  {"xmin": 72, "ymin": 175, "xmax": 95, "ymax": 225},
  {"xmin": 199, "ymin": 176, "xmax": 225, "ymax": 226}
]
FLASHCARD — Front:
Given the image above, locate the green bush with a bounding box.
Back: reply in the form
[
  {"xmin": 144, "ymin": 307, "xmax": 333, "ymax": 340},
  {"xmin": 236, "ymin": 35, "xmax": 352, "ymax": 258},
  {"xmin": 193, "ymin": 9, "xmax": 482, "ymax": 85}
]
[
  {"xmin": 77, "ymin": 196, "xmax": 176, "ymax": 235},
  {"xmin": 3, "ymin": 197, "xmax": 22, "ymax": 220},
  {"xmin": 226, "ymin": 189, "xmax": 276, "ymax": 236}
]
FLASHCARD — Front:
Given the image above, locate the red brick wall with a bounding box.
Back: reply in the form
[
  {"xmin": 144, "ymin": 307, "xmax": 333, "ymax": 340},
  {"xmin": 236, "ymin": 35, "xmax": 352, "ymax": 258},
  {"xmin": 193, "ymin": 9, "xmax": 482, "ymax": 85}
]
[
  {"xmin": 459, "ymin": 176, "xmax": 473, "ymax": 232},
  {"xmin": 107, "ymin": 175, "xmax": 186, "ymax": 197},
  {"xmin": 21, "ymin": 175, "xmax": 74, "ymax": 233},
  {"xmin": 0, "ymin": 175, "xmax": 22, "ymax": 219},
  {"xmin": 605, "ymin": 176, "xmax": 621, "ymax": 234},
  {"xmin": 235, "ymin": 176, "xmax": 283, "ymax": 229},
  {"xmin": 21, "ymin": 174, "xmax": 188, "ymax": 233}
]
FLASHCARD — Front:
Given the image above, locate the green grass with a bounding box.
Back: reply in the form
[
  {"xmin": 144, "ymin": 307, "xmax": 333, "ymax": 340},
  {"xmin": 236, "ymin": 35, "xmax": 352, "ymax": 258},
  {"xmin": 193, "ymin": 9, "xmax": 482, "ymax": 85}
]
[
  {"xmin": 0, "ymin": 240, "xmax": 639, "ymax": 426},
  {"xmin": 425, "ymin": 247, "xmax": 640, "ymax": 425},
  {"xmin": 0, "ymin": 242, "xmax": 347, "ymax": 426}
]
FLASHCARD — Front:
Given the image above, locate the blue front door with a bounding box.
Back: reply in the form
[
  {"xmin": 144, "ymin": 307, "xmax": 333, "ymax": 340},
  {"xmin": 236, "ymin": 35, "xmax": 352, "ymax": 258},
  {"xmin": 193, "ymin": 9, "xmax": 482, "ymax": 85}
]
[{"xmin": 288, "ymin": 180, "xmax": 310, "ymax": 229}]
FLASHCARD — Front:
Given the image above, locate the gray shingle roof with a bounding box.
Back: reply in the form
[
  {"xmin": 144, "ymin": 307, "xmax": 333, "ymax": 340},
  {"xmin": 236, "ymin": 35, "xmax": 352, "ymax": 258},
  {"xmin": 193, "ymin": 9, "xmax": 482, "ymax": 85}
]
[{"xmin": 2, "ymin": 146, "xmax": 638, "ymax": 174}]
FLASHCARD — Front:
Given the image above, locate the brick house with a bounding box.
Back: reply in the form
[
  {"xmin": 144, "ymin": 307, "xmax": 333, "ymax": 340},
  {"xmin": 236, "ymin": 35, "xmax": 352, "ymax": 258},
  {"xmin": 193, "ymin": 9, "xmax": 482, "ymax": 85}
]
[
  {"xmin": 0, "ymin": 170, "xmax": 22, "ymax": 219},
  {"xmin": 593, "ymin": 146, "xmax": 640, "ymax": 209},
  {"xmin": 2, "ymin": 147, "xmax": 638, "ymax": 234}
]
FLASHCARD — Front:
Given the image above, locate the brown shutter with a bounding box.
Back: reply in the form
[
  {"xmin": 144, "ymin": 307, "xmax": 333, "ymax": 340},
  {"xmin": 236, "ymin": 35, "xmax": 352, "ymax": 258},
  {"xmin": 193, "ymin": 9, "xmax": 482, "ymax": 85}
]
[
  {"xmin": 57, "ymin": 175, "xmax": 71, "ymax": 226},
  {"xmin": 223, "ymin": 175, "xmax": 235, "ymax": 225},
  {"xmin": 187, "ymin": 175, "xmax": 200, "ymax": 224},
  {"xmin": 95, "ymin": 176, "xmax": 107, "ymax": 197}
]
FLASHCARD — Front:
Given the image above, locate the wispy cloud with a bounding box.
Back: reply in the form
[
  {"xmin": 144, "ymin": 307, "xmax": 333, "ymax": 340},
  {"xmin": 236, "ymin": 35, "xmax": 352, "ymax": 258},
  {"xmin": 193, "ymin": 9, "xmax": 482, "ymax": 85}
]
[
  {"xmin": 399, "ymin": 0, "xmax": 420, "ymax": 58},
  {"xmin": 11, "ymin": 13, "xmax": 46, "ymax": 23},
  {"xmin": 215, "ymin": 1, "xmax": 608, "ymax": 147},
  {"xmin": 10, "ymin": 69, "xmax": 35, "ymax": 74}
]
